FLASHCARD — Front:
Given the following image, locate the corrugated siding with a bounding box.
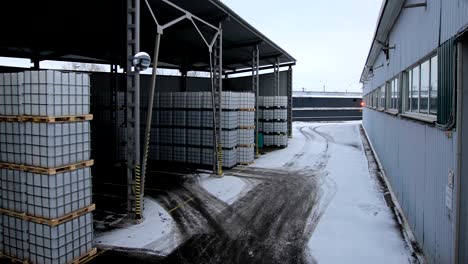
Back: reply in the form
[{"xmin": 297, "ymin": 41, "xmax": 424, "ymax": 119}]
[
  {"xmin": 363, "ymin": 109, "xmax": 457, "ymax": 264},
  {"xmin": 437, "ymin": 38, "xmax": 456, "ymax": 125},
  {"xmin": 441, "ymin": 0, "xmax": 468, "ymax": 43},
  {"xmin": 363, "ymin": 0, "xmax": 468, "ymax": 95}
]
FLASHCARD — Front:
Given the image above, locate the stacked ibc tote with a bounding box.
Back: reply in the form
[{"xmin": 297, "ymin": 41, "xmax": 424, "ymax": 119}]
[
  {"xmin": 147, "ymin": 91, "xmax": 255, "ymax": 168},
  {"xmin": 237, "ymin": 93, "xmax": 255, "ymax": 165},
  {"xmin": 259, "ymin": 96, "xmax": 288, "ymax": 147},
  {"xmin": 0, "ymin": 71, "xmax": 96, "ymax": 264}
]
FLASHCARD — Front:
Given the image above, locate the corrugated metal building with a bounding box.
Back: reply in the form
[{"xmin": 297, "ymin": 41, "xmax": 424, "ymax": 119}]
[
  {"xmin": 360, "ymin": 1, "xmax": 468, "ymax": 263},
  {"xmin": 292, "ymin": 91, "xmax": 363, "ymax": 121}
]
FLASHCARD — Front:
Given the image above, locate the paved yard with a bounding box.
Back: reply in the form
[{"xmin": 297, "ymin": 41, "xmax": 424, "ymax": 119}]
[{"xmin": 93, "ymin": 121, "xmax": 415, "ymax": 264}]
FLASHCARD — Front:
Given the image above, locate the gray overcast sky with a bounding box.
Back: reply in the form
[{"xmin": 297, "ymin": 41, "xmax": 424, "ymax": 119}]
[{"xmin": 223, "ymin": 0, "xmax": 382, "ymax": 92}]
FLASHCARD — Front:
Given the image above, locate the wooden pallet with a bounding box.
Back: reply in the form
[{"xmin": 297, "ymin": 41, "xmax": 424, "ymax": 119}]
[
  {"xmin": 0, "ymin": 254, "xmax": 29, "ymax": 264},
  {"xmin": 238, "ymin": 108, "xmax": 255, "ymax": 112},
  {"xmin": 0, "ymin": 204, "xmax": 95, "ymax": 227},
  {"xmin": 0, "ymin": 248, "xmax": 97, "ymax": 264},
  {"xmin": 260, "ymin": 119, "xmax": 287, "ymax": 122},
  {"xmin": 0, "ymin": 160, "xmax": 94, "ymax": 175},
  {"xmin": 0, "ymin": 116, "xmax": 21, "ymax": 122},
  {"xmin": 0, "ymin": 114, "xmax": 93, "ymax": 123},
  {"xmin": 264, "ymin": 145, "xmax": 287, "ymax": 148},
  {"xmin": 239, "ymin": 162, "xmax": 254, "ymax": 166},
  {"xmin": 239, "ymin": 126, "xmax": 255, "ymax": 130},
  {"xmin": 260, "ymin": 106, "xmax": 287, "ymax": 109},
  {"xmin": 238, "ymin": 144, "xmax": 255, "ymax": 148},
  {"xmin": 70, "ymin": 248, "xmax": 97, "ymax": 264},
  {"xmin": 262, "ymin": 132, "xmax": 287, "ymax": 136}
]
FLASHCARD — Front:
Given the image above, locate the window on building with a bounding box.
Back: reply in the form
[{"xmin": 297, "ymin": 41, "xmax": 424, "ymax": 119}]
[
  {"xmin": 406, "ymin": 55, "xmax": 438, "ymax": 116},
  {"xmin": 420, "ymin": 60, "xmax": 430, "ymax": 114},
  {"xmin": 379, "ymin": 85, "xmax": 385, "ymax": 109},
  {"xmin": 386, "ymin": 77, "xmax": 400, "ymax": 111},
  {"xmin": 374, "ymin": 89, "xmax": 379, "ymax": 108},
  {"xmin": 409, "ymin": 66, "xmax": 420, "ymax": 112},
  {"xmin": 430, "ymin": 56, "xmax": 438, "ymax": 115}
]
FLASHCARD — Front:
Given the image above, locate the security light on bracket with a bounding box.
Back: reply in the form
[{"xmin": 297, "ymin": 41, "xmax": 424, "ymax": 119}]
[{"xmin": 133, "ymin": 52, "xmax": 151, "ymax": 72}]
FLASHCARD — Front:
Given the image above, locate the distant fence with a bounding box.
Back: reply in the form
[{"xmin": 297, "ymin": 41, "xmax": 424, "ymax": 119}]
[{"xmin": 292, "ymin": 97, "xmax": 362, "ymax": 121}]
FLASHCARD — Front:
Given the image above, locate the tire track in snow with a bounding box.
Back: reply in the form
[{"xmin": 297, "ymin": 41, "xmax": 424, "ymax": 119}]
[
  {"xmin": 284, "ymin": 125, "xmax": 325, "ymax": 169},
  {"xmin": 137, "ymin": 123, "xmax": 338, "ymax": 264}
]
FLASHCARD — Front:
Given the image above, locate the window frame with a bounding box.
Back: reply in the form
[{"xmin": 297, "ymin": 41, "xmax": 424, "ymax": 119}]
[
  {"xmin": 402, "ymin": 53, "xmax": 438, "ymax": 122},
  {"xmin": 374, "ymin": 88, "xmax": 379, "ymax": 109},
  {"xmin": 377, "ymin": 85, "xmax": 386, "ymax": 111},
  {"xmin": 386, "ymin": 76, "xmax": 400, "ymax": 114}
]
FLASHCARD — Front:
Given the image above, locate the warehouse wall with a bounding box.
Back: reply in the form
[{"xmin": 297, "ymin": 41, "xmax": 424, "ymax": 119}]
[
  {"xmin": 293, "ymin": 97, "xmax": 361, "ymax": 108},
  {"xmin": 292, "ymin": 97, "xmax": 362, "ymax": 121},
  {"xmin": 293, "ymin": 109, "xmax": 362, "ymax": 122},
  {"xmin": 363, "ymin": 109, "xmax": 458, "ymax": 264},
  {"xmin": 224, "ymin": 71, "xmax": 289, "ymax": 96},
  {"xmin": 92, "ymin": 71, "xmax": 285, "ymax": 95},
  {"xmin": 361, "ymin": 3, "xmax": 468, "ymax": 262},
  {"xmin": 457, "ymin": 37, "xmax": 468, "ymax": 264},
  {"xmin": 364, "ymin": 0, "xmax": 468, "ymax": 94}
]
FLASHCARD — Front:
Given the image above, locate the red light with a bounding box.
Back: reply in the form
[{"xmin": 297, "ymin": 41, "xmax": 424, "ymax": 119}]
[{"xmin": 360, "ymin": 101, "xmax": 365, "ymax": 107}]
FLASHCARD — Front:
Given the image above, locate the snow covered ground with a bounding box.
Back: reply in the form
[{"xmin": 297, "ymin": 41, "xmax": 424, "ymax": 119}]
[
  {"xmin": 306, "ymin": 123, "xmax": 412, "ymax": 263},
  {"xmin": 94, "ymin": 121, "xmax": 414, "ymax": 263},
  {"xmin": 255, "ymin": 121, "xmax": 413, "ymax": 263},
  {"xmin": 94, "ymin": 197, "xmax": 183, "ymax": 255},
  {"xmin": 198, "ymin": 173, "xmax": 256, "ymax": 205},
  {"xmin": 94, "ymin": 174, "xmax": 255, "ymax": 255}
]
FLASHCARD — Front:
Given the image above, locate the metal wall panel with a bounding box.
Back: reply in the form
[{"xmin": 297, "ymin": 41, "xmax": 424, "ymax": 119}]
[
  {"xmin": 363, "ymin": 109, "xmax": 457, "ymax": 264},
  {"xmin": 224, "ymin": 71, "xmax": 289, "ymax": 96},
  {"xmin": 437, "ymin": 38, "xmax": 456, "ymax": 125},
  {"xmin": 457, "ymin": 38, "xmax": 468, "ymax": 264},
  {"xmin": 441, "ymin": 0, "xmax": 468, "ymax": 44},
  {"xmin": 361, "ymin": 2, "xmax": 466, "ymax": 261},
  {"xmin": 363, "ymin": 0, "xmax": 468, "ymax": 95},
  {"xmin": 364, "ymin": 0, "xmax": 441, "ymax": 95},
  {"xmin": 293, "ymin": 97, "xmax": 362, "ymax": 108}
]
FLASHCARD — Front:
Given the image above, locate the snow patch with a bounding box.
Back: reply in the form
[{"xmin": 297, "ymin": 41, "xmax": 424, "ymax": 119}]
[
  {"xmin": 248, "ymin": 121, "xmax": 412, "ymax": 262},
  {"xmin": 307, "ymin": 123, "xmax": 412, "ymax": 263},
  {"xmin": 199, "ymin": 174, "xmax": 253, "ymax": 205},
  {"xmin": 94, "ymin": 197, "xmax": 182, "ymax": 255}
]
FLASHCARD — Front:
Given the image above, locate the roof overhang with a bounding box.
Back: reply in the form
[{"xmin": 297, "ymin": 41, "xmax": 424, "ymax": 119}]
[
  {"xmin": 360, "ymin": 0, "xmax": 405, "ymax": 83},
  {"xmin": 0, "ymin": 0, "xmax": 295, "ymax": 72}
]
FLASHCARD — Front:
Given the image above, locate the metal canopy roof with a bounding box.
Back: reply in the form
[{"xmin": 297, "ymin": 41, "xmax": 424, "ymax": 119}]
[{"xmin": 0, "ymin": 0, "xmax": 295, "ymax": 72}]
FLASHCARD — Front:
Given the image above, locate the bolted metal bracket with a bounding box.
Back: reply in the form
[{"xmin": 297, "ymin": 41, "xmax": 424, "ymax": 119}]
[{"xmin": 403, "ymin": 0, "xmax": 427, "ymax": 9}]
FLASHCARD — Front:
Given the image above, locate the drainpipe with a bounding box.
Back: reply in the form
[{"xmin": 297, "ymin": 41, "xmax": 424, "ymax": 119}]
[{"xmin": 454, "ymin": 41, "xmax": 463, "ymax": 264}]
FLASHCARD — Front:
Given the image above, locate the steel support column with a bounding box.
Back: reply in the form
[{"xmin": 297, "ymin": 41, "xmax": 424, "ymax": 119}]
[
  {"xmin": 212, "ymin": 25, "xmax": 223, "ymax": 176},
  {"xmin": 181, "ymin": 56, "xmax": 188, "ymax": 91},
  {"xmin": 139, "ymin": 33, "xmax": 161, "ymax": 219},
  {"xmin": 111, "ymin": 64, "xmax": 119, "ymax": 162},
  {"xmin": 125, "ymin": 0, "xmax": 141, "ymax": 219},
  {"xmin": 252, "ymin": 45, "xmax": 260, "ymax": 156},
  {"xmin": 274, "ymin": 58, "xmax": 280, "ymax": 96},
  {"xmin": 32, "ymin": 59, "xmax": 40, "ymax": 70},
  {"xmin": 181, "ymin": 70, "xmax": 188, "ymax": 91},
  {"xmin": 144, "ymin": 0, "xmax": 222, "ymax": 177},
  {"xmin": 287, "ymin": 66, "xmax": 293, "ymax": 138}
]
